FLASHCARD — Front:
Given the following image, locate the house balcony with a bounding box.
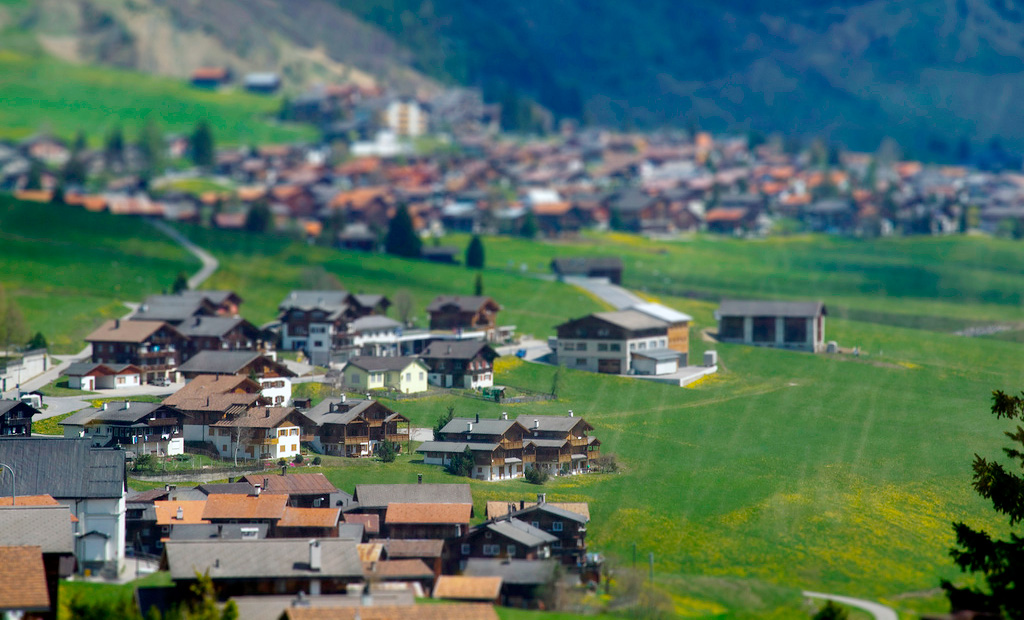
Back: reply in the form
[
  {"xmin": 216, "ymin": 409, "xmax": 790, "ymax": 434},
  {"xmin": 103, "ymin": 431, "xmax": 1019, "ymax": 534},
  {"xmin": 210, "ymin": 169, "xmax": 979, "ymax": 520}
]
[
  {"xmin": 254, "ymin": 437, "xmax": 279, "ymax": 446},
  {"xmin": 345, "ymin": 436, "xmax": 369, "ymax": 445},
  {"xmin": 385, "ymin": 433, "xmax": 407, "ymax": 443},
  {"xmin": 299, "ymin": 434, "xmax": 315, "ymax": 442},
  {"xmin": 569, "ymin": 437, "xmax": 588, "ymax": 448}
]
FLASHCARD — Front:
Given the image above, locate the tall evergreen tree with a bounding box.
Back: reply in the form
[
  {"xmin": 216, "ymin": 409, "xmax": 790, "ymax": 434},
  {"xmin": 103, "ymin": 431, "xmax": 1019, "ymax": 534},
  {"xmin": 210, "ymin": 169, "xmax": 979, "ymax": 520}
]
[
  {"xmin": 519, "ymin": 211, "xmax": 538, "ymax": 238},
  {"xmin": 24, "ymin": 159, "xmax": 44, "ymax": 190},
  {"xmin": 104, "ymin": 125, "xmax": 125, "ymax": 170},
  {"xmin": 172, "ymin": 272, "xmax": 189, "ymax": 294},
  {"xmin": 465, "ymin": 234, "xmax": 485, "ymax": 269},
  {"xmin": 245, "ymin": 201, "xmax": 272, "ymax": 233},
  {"xmin": 385, "ymin": 205, "xmax": 422, "ymax": 258},
  {"xmin": 138, "ymin": 118, "xmax": 164, "ymax": 176},
  {"xmin": 943, "ymin": 390, "xmax": 1024, "ymax": 618},
  {"xmin": 474, "ymin": 273, "xmax": 483, "ymax": 296},
  {"xmin": 190, "ymin": 120, "xmax": 215, "ymax": 168}
]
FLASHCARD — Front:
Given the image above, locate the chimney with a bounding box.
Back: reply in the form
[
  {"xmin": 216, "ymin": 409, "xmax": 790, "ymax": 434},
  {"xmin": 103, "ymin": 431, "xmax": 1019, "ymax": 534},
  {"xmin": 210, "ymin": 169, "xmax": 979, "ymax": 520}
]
[
  {"xmin": 176, "ymin": 506, "xmax": 184, "ymax": 520},
  {"xmin": 537, "ymin": 493, "xmax": 546, "ymax": 505},
  {"xmin": 125, "ymin": 401, "xmax": 130, "ymax": 409},
  {"xmin": 533, "ymin": 419, "xmax": 539, "ymax": 430},
  {"xmin": 217, "ymin": 524, "xmax": 223, "ymax": 537},
  {"xmin": 308, "ymin": 540, "xmax": 322, "ymax": 571},
  {"xmin": 501, "ymin": 412, "xmax": 508, "ymax": 420},
  {"xmin": 475, "ymin": 413, "xmax": 480, "ymax": 424},
  {"xmin": 254, "ymin": 483, "xmax": 262, "ymax": 496},
  {"xmin": 568, "ymin": 410, "xmax": 574, "ymax": 417},
  {"xmin": 340, "ymin": 394, "xmax": 346, "ymax": 403},
  {"xmin": 266, "ymin": 408, "xmax": 271, "ymax": 417},
  {"xmin": 165, "ymin": 483, "xmax": 171, "ymax": 492},
  {"xmin": 467, "ymin": 422, "xmax": 473, "ymax": 432},
  {"xmin": 417, "ymin": 474, "xmax": 423, "ymax": 484},
  {"xmin": 102, "ymin": 403, "xmax": 107, "ymax": 411},
  {"xmin": 114, "ymin": 319, "xmax": 120, "ymax": 329}
]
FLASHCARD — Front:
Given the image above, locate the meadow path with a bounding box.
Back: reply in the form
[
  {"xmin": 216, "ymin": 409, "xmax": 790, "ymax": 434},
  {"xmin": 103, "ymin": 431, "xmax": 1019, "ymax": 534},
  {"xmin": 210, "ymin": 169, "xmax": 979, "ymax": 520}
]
[
  {"xmin": 803, "ymin": 591, "xmax": 898, "ymax": 620},
  {"xmin": 148, "ymin": 219, "xmax": 219, "ymax": 289}
]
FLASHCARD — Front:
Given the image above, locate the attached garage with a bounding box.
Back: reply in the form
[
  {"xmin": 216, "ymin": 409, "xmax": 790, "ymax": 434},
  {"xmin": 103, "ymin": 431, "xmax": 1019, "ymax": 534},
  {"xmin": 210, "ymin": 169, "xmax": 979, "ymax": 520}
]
[{"xmin": 631, "ymin": 349, "xmax": 681, "ymax": 376}]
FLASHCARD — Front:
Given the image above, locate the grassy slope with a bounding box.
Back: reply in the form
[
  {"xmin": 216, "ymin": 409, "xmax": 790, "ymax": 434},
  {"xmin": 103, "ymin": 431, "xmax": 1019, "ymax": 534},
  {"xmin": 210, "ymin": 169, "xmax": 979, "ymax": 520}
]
[
  {"xmin": 175, "ymin": 225, "xmax": 608, "ymax": 338},
  {"xmin": 0, "ymin": 196, "xmax": 198, "ymax": 352},
  {"xmin": 0, "ymin": 50, "xmax": 315, "ymax": 145}
]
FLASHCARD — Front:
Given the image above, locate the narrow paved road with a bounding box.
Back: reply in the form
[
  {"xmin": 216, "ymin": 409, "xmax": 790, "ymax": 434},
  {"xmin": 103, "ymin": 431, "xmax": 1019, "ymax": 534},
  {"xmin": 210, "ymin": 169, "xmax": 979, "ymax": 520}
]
[
  {"xmin": 803, "ymin": 591, "xmax": 898, "ymax": 620},
  {"xmin": 148, "ymin": 219, "xmax": 219, "ymax": 289}
]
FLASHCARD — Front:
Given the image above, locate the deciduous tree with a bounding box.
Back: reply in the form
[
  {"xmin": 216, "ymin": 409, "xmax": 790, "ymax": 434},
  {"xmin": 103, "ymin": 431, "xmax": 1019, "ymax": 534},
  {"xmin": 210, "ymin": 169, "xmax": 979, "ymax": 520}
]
[{"xmin": 943, "ymin": 389, "xmax": 1024, "ymax": 618}]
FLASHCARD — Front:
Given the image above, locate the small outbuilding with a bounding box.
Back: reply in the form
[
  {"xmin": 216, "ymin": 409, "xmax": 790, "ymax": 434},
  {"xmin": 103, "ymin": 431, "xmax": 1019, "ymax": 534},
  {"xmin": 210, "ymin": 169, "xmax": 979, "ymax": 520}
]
[{"xmin": 715, "ymin": 300, "xmax": 827, "ymax": 352}]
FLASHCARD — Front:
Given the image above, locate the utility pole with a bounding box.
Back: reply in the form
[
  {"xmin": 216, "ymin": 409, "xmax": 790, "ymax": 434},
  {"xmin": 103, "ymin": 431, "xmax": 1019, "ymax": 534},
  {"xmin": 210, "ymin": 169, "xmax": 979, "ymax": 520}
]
[
  {"xmin": 648, "ymin": 552, "xmax": 654, "ymax": 582},
  {"xmin": 632, "ymin": 542, "xmax": 637, "ymax": 569}
]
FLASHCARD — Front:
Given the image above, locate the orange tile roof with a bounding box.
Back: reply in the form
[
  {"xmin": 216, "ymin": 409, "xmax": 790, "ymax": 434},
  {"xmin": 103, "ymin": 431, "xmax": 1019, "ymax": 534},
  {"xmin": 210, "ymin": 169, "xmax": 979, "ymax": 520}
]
[
  {"xmin": 385, "ymin": 503, "xmax": 472, "ymax": 525},
  {"xmin": 277, "ymin": 507, "xmax": 339, "ymax": 528},
  {"xmin": 368, "ymin": 559, "xmax": 434, "ymax": 579},
  {"xmin": 781, "ymin": 193, "xmax": 812, "ymax": 206},
  {"xmin": 154, "ymin": 500, "xmax": 210, "ymax": 526},
  {"xmin": 531, "ymin": 201, "xmax": 572, "ymax": 216},
  {"xmin": 304, "ymin": 220, "xmax": 323, "ymax": 237},
  {"xmin": 895, "ymin": 161, "xmax": 922, "ymax": 177},
  {"xmin": 344, "ymin": 513, "xmax": 380, "ymax": 535},
  {"xmin": 433, "ymin": 576, "xmax": 503, "ymax": 601},
  {"xmin": 0, "ymin": 495, "xmax": 78, "ymax": 522},
  {"xmin": 335, "ymin": 157, "xmax": 382, "ymax": 176},
  {"xmin": 705, "ymin": 208, "xmax": 748, "ymax": 223},
  {"xmin": 201, "ymin": 493, "xmax": 288, "ymax": 521},
  {"xmin": 13, "ymin": 190, "xmax": 52, "ymax": 203},
  {"xmin": 286, "ymin": 604, "xmax": 499, "ymax": 620},
  {"xmin": 484, "ymin": 501, "xmax": 590, "ymax": 521},
  {"xmin": 192, "ymin": 67, "xmax": 228, "ymax": 81},
  {"xmin": 236, "ymin": 186, "xmax": 267, "ymax": 202},
  {"xmin": 0, "ymin": 546, "xmax": 49, "ymax": 611},
  {"xmin": 329, "ymin": 186, "xmax": 391, "ymax": 210}
]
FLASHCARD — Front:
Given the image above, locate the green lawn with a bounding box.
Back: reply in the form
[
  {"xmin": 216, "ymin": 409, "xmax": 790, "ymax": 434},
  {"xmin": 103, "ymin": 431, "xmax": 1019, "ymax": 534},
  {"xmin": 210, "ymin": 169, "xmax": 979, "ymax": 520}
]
[
  {"xmin": 32, "ymin": 411, "xmax": 72, "ymax": 435},
  {"xmin": 0, "ymin": 50, "xmax": 314, "ymax": 145},
  {"xmin": 0, "ymin": 195, "xmax": 199, "ymax": 352},
  {"xmin": 36, "ymin": 376, "xmax": 97, "ymax": 397}
]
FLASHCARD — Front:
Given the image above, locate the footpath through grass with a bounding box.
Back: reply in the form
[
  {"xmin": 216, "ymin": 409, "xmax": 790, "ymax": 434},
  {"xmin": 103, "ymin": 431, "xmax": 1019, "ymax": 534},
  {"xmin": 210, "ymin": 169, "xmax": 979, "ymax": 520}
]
[{"xmin": 0, "ymin": 197, "xmax": 199, "ymax": 352}]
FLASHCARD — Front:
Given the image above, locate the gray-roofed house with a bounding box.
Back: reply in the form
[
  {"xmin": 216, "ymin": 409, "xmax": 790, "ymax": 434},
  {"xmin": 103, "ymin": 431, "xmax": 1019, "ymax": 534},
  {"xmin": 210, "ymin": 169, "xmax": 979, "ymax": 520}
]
[
  {"xmin": 164, "ymin": 538, "xmax": 364, "ymax": 598},
  {"xmin": 277, "ymin": 290, "xmax": 391, "ymax": 366},
  {"xmin": 350, "ymin": 483, "xmax": 473, "ymax": 521},
  {"xmin": 417, "ymin": 414, "xmax": 530, "ymax": 481},
  {"xmin": 462, "ymin": 516, "xmax": 556, "ymax": 563},
  {"xmin": 341, "ymin": 356, "xmax": 429, "ymax": 394},
  {"xmin": 715, "ymin": 300, "xmax": 827, "ymax": 352},
  {"xmin": 178, "ymin": 351, "xmax": 295, "ymax": 406},
  {"xmin": 555, "ymin": 310, "xmax": 677, "ymax": 375},
  {"xmin": 0, "ymin": 438, "xmax": 127, "ymax": 575},
  {"xmin": 303, "ymin": 397, "xmax": 409, "ymax": 458},
  {"xmin": 0, "ymin": 399, "xmax": 38, "ymax": 437},
  {"xmin": 463, "ymin": 558, "xmax": 560, "ymax": 609},
  {"xmin": 86, "ymin": 319, "xmax": 187, "ymax": 384},
  {"xmin": 502, "ymin": 497, "xmax": 589, "ymax": 567},
  {"xmin": 59, "ymin": 400, "xmax": 185, "ymax": 456},
  {"xmin": 64, "ymin": 362, "xmax": 143, "ymax": 391},
  {"xmin": 420, "ymin": 341, "xmax": 499, "ymax": 389},
  {"xmin": 518, "ymin": 413, "xmax": 599, "ymax": 477},
  {"xmin": 132, "ymin": 295, "xmax": 219, "ymax": 325},
  {"xmin": 426, "ymin": 296, "xmax": 502, "ymax": 341},
  {"xmin": 176, "ymin": 316, "xmax": 265, "ymax": 358}
]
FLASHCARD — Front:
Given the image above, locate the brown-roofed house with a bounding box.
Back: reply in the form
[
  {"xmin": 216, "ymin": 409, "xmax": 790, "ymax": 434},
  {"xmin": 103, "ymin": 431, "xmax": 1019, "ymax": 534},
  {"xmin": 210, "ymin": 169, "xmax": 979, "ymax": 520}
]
[
  {"xmin": 384, "ymin": 503, "xmax": 471, "ymax": 539},
  {"xmin": 343, "ymin": 513, "xmax": 380, "ymax": 538},
  {"xmin": 285, "ymin": 603, "xmax": 499, "ymax": 620},
  {"xmin": 154, "ymin": 500, "xmax": 210, "ymax": 527},
  {"xmin": 433, "ymin": 575, "xmax": 503, "ymax": 603},
  {"xmin": 86, "ymin": 319, "xmax": 187, "ymax": 383},
  {"xmin": 202, "ymin": 493, "xmax": 288, "ymax": 530},
  {"xmin": 240, "ymin": 473, "xmax": 338, "ymax": 508},
  {"xmin": 209, "ymin": 406, "xmax": 314, "ymax": 461},
  {"xmin": 276, "ymin": 507, "xmax": 340, "ymax": 538},
  {"xmin": 0, "ymin": 546, "xmax": 50, "ymax": 615}
]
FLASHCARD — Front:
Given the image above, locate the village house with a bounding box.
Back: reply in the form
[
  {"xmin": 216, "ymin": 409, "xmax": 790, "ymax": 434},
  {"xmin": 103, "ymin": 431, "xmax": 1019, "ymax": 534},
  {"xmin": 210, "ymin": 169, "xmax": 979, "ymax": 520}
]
[
  {"xmin": 418, "ymin": 413, "xmax": 530, "ymax": 481},
  {"xmin": 60, "ymin": 401, "xmax": 185, "ymax": 456},
  {"xmin": 383, "ymin": 503, "xmax": 472, "ymax": 540},
  {"xmin": 174, "ymin": 290, "xmax": 243, "ymax": 316},
  {"xmin": 278, "ymin": 290, "xmax": 391, "ymax": 366},
  {"xmin": 133, "ymin": 295, "xmax": 219, "ymax": 325},
  {"xmin": 86, "ymin": 319, "xmax": 187, "ymax": 384},
  {"xmin": 208, "ymin": 406, "xmax": 316, "ymax": 461},
  {"xmin": 0, "ymin": 399, "xmax": 38, "ymax": 436},
  {"xmin": 427, "ymin": 296, "xmax": 503, "ymax": 341},
  {"xmin": 518, "ymin": 414, "xmax": 599, "ymax": 476},
  {"xmin": 555, "ymin": 309, "xmax": 682, "ymax": 375},
  {"xmin": 461, "ymin": 516, "xmax": 556, "ymax": 563},
  {"xmin": 550, "ymin": 256, "xmax": 624, "ymax": 285},
  {"xmin": 349, "ymin": 483, "xmax": 473, "ymax": 523},
  {"xmin": 239, "ymin": 473, "xmax": 339, "ymax": 509},
  {"xmin": 715, "ymin": 300, "xmax": 827, "ymax": 352},
  {"xmin": 161, "ymin": 374, "xmax": 267, "ymax": 443},
  {"xmin": 64, "ymin": 362, "xmax": 143, "ymax": 391},
  {"xmin": 304, "ymin": 397, "xmax": 410, "ymax": 458},
  {"xmin": 201, "ymin": 491, "xmax": 289, "ymax": 534},
  {"xmin": 0, "ymin": 438, "xmax": 127, "ymax": 576},
  {"xmin": 420, "ymin": 341, "xmax": 499, "ymax": 389},
  {"xmin": 340, "ymin": 356, "xmax": 429, "ymax": 394},
  {"xmin": 176, "ymin": 316, "xmax": 265, "ymax": 358},
  {"xmin": 462, "ymin": 558, "xmax": 560, "ymax": 609},
  {"xmin": 0, "ymin": 505, "xmax": 77, "ymax": 620},
  {"xmin": 176, "ymin": 351, "xmax": 295, "ymax": 405}
]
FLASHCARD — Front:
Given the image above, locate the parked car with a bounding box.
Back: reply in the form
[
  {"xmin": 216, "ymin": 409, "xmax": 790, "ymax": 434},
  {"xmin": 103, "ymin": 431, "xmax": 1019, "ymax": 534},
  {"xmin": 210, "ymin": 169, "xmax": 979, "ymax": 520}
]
[{"xmin": 149, "ymin": 377, "xmax": 171, "ymax": 387}]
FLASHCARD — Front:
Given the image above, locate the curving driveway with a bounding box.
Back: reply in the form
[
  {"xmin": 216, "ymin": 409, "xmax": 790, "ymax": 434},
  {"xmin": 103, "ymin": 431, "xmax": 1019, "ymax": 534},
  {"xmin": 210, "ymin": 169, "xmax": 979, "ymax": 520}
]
[
  {"xmin": 148, "ymin": 219, "xmax": 218, "ymax": 289},
  {"xmin": 803, "ymin": 591, "xmax": 898, "ymax": 620}
]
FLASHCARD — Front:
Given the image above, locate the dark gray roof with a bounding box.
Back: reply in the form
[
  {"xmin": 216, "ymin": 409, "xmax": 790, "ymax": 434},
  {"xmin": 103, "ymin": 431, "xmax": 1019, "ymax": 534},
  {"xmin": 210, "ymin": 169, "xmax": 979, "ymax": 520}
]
[
  {"xmin": 631, "ymin": 348, "xmax": 682, "ymax": 362},
  {"xmin": 304, "ymin": 398, "xmax": 373, "ymax": 426},
  {"xmin": 178, "ymin": 351, "xmax": 294, "ymax": 377},
  {"xmin": 592, "ymin": 309, "xmax": 669, "ymax": 331},
  {"xmin": 353, "ymin": 294, "xmax": 388, "ymax": 309},
  {"xmin": 426, "ymin": 295, "xmax": 497, "ymax": 313},
  {"xmin": 421, "ymin": 341, "xmax": 496, "ymax": 360},
  {"xmin": 515, "ymin": 415, "xmax": 589, "ymax": 433},
  {"xmin": 133, "ymin": 296, "xmax": 212, "ymax": 322},
  {"xmin": 717, "ymin": 300, "xmax": 826, "ymax": 318},
  {"xmin": 353, "ymin": 484, "xmax": 472, "ymax": 508},
  {"xmin": 440, "ymin": 417, "xmax": 518, "ymax": 436},
  {"xmin": 515, "ymin": 502, "xmax": 588, "ymax": 524},
  {"xmin": 611, "ymin": 188, "xmax": 654, "ymax": 212},
  {"xmin": 415, "ymin": 441, "xmax": 500, "ymax": 453},
  {"xmin": 344, "ymin": 356, "xmax": 426, "ymax": 373},
  {"xmin": 0, "ymin": 438, "xmax": 125, "ymax": 499},
  {"xmin": 197, "ymin": 482, "xmax": 256, "ymax": 495},
  {"xmin": 61, "ymin": 401, "xmax": 173, "ymax": 427},
  {"xmin": 168, "ymin": 523, "xmax": 269, "ymax": 541},
  {"xmin": 0, "ymin": 400, "xmax": 38, "ymax": 417},
  {"xmin": 0, "ymin": 505, "xmax": 75, "ymax": 553},
  {"xmin": 279, "ymin": 290, "xmax": 351, "ymax": 311},
  {"xmin": 523, "ymin": 438, "xmax": 568, "ymax": 448},
  {"xmin": 177, "ymin": 290, "xmax": 240, "ymax": 306},
  {"xmin": 165, "ymin": 538, "xmax": 363, "ymax": 580},
  {"xmin": 176, "ymin": 317, "xmax": 252, "ymax": 338},
  {"xmin": 463, "ymin": 558, "xmax": 559, "ymax": 584},
  {"xmin": 481, "ymin": 518, "xmax": 557, "ymax": 547}
]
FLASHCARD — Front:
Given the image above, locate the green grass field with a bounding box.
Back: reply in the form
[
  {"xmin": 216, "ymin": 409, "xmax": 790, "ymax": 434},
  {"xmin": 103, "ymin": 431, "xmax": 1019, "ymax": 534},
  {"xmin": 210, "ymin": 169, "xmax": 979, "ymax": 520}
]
[
  {"xmin": 0, "ymin": 50, "xmax": 315, "ymax": 145},
  {"xmin": 0, "ymin": 195, "xmax": 198, "ymax": 352}
]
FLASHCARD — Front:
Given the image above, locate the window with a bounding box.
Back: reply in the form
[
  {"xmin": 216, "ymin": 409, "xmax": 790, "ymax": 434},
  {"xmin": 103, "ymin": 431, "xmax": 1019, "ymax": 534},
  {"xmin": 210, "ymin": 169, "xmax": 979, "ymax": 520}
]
[
  {"xmin": 313, "ymin": 499, "xmax": 322, "ymax": 507},
  {"xmin": 597, "ymin": 343, "xmax": 608, "ymax": 352},
  {"xmin": 419, "ymin": 372, "xmax": 424, "ymax": 380},
  {"xmin": 553, "ymin": 522, "xmax": 563, "ymax": 532},
  {"xmin": 610, "ymin": 343, "xmax": 621, "ymax": 352},
  {"xmin": 405, "ymin": 372, "xmax": 411, "ymax": 381},
  {"xmin": 563, "ymin": 342, "xmax": 575, "ymax": 351},
  {"xmin": 241, "ymin": 527, "xmax": 259, "ymax": 540},
  {"xmin": 483, "ymin": 544, "xmax": 500, "ymax": 556},
  {"xmin": 507, "ymin": 545, "xmax": 517, "ymax": 556},
  {"xmin": 629, "ymin": 342, "xmax": 636, "ymax": 350},
  {"xmin": 313, "ymin": 341, "xmax": 323, "ymax": 348},
  {"xmin": 350, "ymin": 373, "xmax": 359, "ymax": 384},
  {"xmin": 461, "ymin": 544, "xmax": 470, "ymax": 554},
  {"xmin": 577, "ymin": 342, "xmax": 587, "ymax": 351},
  {"xmin": 638, "ymin": 342, "xmax": 646, "ymax": 350},
  {"xmin": 576, "ymin": 358, "xmax": 586, "ymax": 366},
  {"xmin": 532, "ymin": 521, "xmax": 540, "ymax": 529}
]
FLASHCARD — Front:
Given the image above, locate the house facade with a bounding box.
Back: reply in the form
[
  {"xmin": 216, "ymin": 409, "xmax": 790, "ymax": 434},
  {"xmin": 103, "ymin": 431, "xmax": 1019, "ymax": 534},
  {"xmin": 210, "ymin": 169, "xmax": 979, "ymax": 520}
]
[
  {"xmin": 87, "ymin": 319, "xmax": 186, "ymax": 383},
  {"xmin": 60, "ymin": 401, "xmax": 185, "ymax": 456},
  {"xmin": 341, "ymin": 356, "xmax": 429, "ymax": 394},
  {"xmin": 304, "ymin": 397, "xmax": 410, "ymax": 457},
  {"xmin": 418, "ymin": 415, "xmax": 531, "ymax": 481},
  {"xmin": 65, "ymin": 362, "xmax": 142, "ymax": 391},
  {"xmin": 715, "ymin": 300, "xmax": 827, "ymax": 352},
  {"xmin": 208, "ymin": 406, "xmax": 316, "ymax": 461},
  {"xmin": 0, "ymin": 399, "xmax": 37, "ymax": 437},
  {"xmin": 427, "ymin": 296, "xmax": 502, "ymax": 341},
  {"xmin": 555, "ymin": 310, "xmax": 677, "ymax": 375},
  {"xmin": 421, "ymin": 341, "xmax": 498, "ymax": 389},
  {"xmin": 518, "ymin": 414, "xmax": 599, "ymax": 475},
  {"xmin": 277, "ymin": 290, "xmax": 390, "ymax": 366}
]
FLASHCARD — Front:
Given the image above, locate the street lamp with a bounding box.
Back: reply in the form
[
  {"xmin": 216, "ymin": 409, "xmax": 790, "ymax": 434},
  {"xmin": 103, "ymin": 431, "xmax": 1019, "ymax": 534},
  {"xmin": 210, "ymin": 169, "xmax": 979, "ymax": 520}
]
[{"xmin": 0, "ymin": 463, "xmax": 15, "ymax": 505}]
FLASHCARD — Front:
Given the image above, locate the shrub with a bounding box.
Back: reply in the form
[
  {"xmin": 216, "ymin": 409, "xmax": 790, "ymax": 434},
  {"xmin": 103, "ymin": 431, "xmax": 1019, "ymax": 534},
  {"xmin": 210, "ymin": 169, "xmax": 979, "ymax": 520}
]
[
  {"xmin": 445, "ymin": 446, "xmax": 474, "ymax": 477},
  {"xmin": 312, "ymin": 456, "xmax": 322, "ymax": 466},
  {"xmin": 293, "ymin": 453, "xmax": 304, "ymax": 464},
  {"xmin": 132, "ymin": 453, "xmax": 154, "ymax": 472},
  {"xmin": 524, "ymin": 466, "xmax": 548, "ymax": 485},
  {"xmin": 376, "ymin": 441, "xmax": 399, "ymax": 463}
]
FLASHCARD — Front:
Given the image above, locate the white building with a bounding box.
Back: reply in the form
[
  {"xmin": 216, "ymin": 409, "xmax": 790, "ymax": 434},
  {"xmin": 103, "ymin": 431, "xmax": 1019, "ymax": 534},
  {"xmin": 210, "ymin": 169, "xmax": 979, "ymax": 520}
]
[
  {"xmin": 65, "ymin": 362, "xmax": 142, "ymax": 391},
  {"xmin": 60, "ymin": 401, "xmax": 185, "ymax": 457},
  {"xmin": 383, "ymin": 99, "xmax": 429, "ymax": 137},
  {"xmin": 715, "ymin": 300, "xmax": 827, "ymax": 353},
  {"xmin": 554, "ymin": 309, "xmax": 690, "ymax": 375}
]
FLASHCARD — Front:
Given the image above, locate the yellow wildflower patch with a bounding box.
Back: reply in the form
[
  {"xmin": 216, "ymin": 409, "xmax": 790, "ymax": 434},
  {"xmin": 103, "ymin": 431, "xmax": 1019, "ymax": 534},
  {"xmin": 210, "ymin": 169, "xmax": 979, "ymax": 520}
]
[{"xmin": 494, "ymin": 356, "xmax": 525, "ymax": 374}]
